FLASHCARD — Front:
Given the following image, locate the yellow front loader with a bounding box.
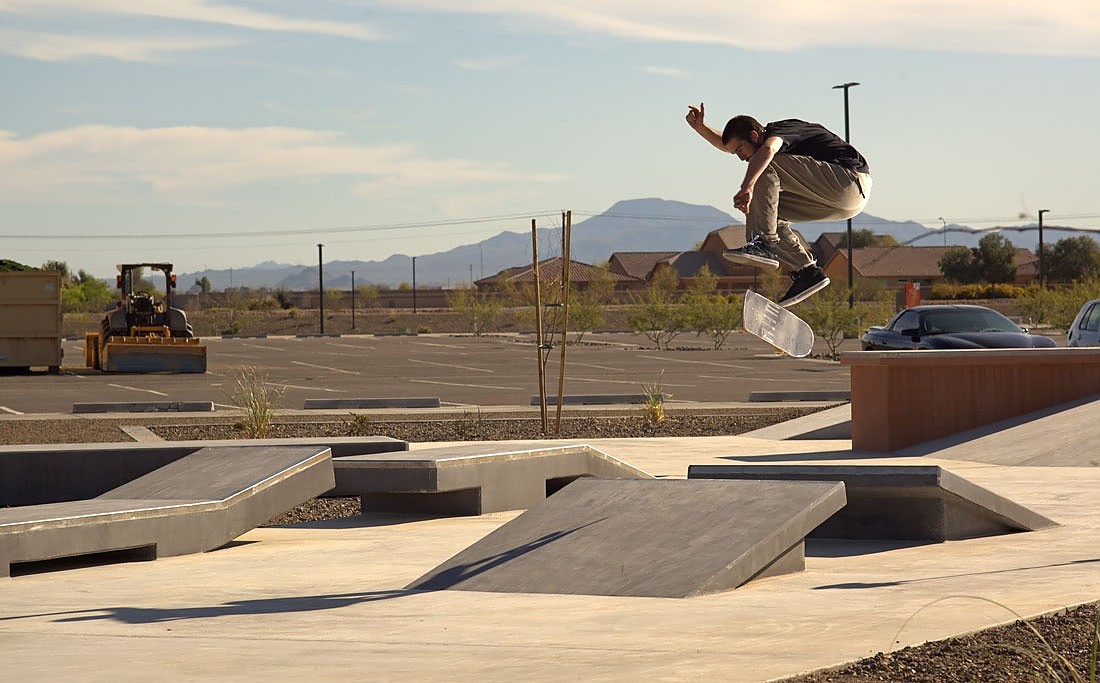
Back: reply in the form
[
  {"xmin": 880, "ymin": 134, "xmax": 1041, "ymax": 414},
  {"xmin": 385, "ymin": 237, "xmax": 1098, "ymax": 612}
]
[{"xmin": 84, "ymin": 263, "xmax": 207, "ymax": 373}]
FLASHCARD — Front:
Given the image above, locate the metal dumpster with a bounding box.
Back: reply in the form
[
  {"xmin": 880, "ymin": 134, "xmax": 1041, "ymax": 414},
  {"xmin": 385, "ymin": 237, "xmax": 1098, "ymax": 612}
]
[{"xmin": 0, "ymin": 271, "xmax": 63, "ymax": 372}]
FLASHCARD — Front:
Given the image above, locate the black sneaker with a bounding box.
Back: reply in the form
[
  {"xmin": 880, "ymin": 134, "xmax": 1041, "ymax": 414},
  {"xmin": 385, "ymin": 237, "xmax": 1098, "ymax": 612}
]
[
  {"xmin": 778, "ymin": 266, "xmax": 830, "ymax": 307},
  {"xmin": 723, "ymin": 237, "xmax": 780, "ymax": 269}
]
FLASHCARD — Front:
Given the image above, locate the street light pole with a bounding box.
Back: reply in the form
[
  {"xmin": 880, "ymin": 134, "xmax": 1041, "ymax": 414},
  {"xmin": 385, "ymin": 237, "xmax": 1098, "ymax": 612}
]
[
  {"xmin": 1038, "ymin": 209, "xmax": 1051, "ymax": 287},
  {"xmin": 412, "ymin": 256, "xmax": 417, "ymax": 314},
  {"xmin": 351, "ymin": 270, "xmax": 356, "ymax": 330},
  {"xmin": 833, "ymin": 81, "xmax": 860, "ymax": 308},
  {"xmin": 939, "ymin": 217, "xmax": 947, "ymax": 247},
  {"xmin": 317, "ymin": 243, "xmax": 324, "ymax": 334}
]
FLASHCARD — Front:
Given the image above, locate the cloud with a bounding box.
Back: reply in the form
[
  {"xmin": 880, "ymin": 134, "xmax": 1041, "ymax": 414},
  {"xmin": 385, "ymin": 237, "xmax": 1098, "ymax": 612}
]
[
  {"xmin": 0, "ymin": 0, "xmax": 380, "ymax": 42},
  {"xmin": 643, "ymin": 66, "xmax": 690, "ymax": 78},
  {"xmin": 0, "ymin": 125, "xmax": 568, "ymax": 203},
  {"xmin": 0, "ymin": 29, "xmax": 239, "ymax": 61},
  {"xmin": 365, "ymin": 0, "xmax": 1100, "ymax": 57}
]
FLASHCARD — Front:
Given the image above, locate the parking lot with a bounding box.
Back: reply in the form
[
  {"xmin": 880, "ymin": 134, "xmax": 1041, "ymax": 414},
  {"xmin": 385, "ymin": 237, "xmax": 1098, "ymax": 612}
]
[{"xmin": 0, "ymin": 332, "xmax": 854, "ymax": 414}]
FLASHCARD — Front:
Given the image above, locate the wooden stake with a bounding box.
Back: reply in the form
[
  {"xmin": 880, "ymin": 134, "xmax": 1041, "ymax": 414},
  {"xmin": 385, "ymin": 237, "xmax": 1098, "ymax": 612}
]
[
  {"xmin": 555, "ymin": 210, "xmax": 572, "ymax": 434},
  {"xmin": 531, "ymin": 219, "xmax": 547, "ymax": 433}
]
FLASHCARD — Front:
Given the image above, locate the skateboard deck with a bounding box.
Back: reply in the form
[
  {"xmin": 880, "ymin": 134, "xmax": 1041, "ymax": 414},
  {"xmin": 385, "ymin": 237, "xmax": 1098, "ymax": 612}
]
[{"xmin": 742, "ymin": 290, "xmax": 815, "ymax": 358}]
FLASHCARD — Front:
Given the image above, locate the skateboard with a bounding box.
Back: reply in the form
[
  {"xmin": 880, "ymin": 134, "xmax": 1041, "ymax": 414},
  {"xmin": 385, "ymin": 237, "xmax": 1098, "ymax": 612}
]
[{"xmin": 742, "ymin": 290, "xmax": 815, "ymax": 357}]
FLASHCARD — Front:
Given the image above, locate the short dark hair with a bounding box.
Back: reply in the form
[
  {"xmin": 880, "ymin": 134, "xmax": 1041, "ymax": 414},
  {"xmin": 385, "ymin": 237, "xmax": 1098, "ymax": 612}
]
[{"xmin": 721, "ymin": 115, "xmax": 764, "ymax": 145}]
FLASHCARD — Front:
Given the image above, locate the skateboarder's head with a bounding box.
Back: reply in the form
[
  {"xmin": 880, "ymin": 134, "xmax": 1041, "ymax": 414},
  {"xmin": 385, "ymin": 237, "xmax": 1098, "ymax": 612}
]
[{"xmin": 721, "ymin": 115, "xmax": 765, "ymax": 160}]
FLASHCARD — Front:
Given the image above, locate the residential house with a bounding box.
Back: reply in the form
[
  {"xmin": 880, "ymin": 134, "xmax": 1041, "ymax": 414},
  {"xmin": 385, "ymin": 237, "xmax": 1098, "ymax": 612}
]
[
  {"xmin": 475, "ymin": 257, "xmax": 645, "ymax": 296},
  {"xmin": 822, "ymin": 246, "xmax": 1039, "ymax": 290}
]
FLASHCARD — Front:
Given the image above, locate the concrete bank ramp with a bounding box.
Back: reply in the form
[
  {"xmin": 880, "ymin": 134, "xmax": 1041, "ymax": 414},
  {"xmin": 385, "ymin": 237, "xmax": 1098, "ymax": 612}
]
[
  {"xmin": 408, "ymin": 478, "xmax": 845, "ymax": 598},
  {"xmin": 688, "ymin": 465, "xmax": 1057, "ymax": 541},
  {"xmin": 1, "ymin": 445, "xmax": 334, "ymax": 577}
]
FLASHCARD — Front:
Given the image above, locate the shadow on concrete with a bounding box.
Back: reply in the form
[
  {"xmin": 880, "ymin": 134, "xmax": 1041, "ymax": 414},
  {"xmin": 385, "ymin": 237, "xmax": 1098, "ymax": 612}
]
[
  {"xmin": 719, "ymin": 450, "xmax": 883, "ymax": 464},
  {"xmin": 0, "ymin": 590, "xmax": 415, "ymax": 624},
  {"xmin": 805, "ymin": 539, "xmax": 935, "ymax": 558},
  {"xmin": 812, "ymin": 557, "xmax": 1100, "ymax": 590},
  {"xmin": 409, "ymin": 518, "xmax": 606, "ymax": 591},
  {"xmin": 269, "ymin": 512, "xmax": 448, "ymax": 529}
]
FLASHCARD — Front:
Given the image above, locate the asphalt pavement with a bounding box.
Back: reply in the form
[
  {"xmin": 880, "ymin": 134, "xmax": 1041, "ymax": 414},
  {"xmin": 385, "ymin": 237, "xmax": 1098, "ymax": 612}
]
[{"xmin": 0, "ymin": 332, "xmax": 855, "ymax": 415}]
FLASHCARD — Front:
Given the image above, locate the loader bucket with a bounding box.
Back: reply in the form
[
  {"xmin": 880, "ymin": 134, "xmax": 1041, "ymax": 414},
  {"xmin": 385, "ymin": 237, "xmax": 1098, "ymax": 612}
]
[{"xmin": 101, "ymin": 336, "xmax": 207, "ymax": 373}]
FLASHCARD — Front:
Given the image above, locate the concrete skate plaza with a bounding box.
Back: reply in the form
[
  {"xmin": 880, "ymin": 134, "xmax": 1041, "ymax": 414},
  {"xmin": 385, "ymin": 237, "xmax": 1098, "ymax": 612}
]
[{"xmin": 3, "ymin": 339, "xmax": 1100, "ymax": 682}]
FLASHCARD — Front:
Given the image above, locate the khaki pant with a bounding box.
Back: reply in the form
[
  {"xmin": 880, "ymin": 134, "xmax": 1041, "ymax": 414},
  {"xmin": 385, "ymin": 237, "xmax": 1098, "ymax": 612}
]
[{"xmin": 745, "ymin": 154, "xmax": 873, "ymax": 270}]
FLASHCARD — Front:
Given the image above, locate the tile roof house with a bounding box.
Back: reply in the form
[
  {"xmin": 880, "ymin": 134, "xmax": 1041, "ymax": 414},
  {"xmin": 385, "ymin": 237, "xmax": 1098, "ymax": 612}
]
[
  {"xmin": 476, "ymin": 257, "xmax": 644, "ymax": 292},
  {"xmin": 823, "ymin": 246, "xmax": 1038, "ymax": 288}
]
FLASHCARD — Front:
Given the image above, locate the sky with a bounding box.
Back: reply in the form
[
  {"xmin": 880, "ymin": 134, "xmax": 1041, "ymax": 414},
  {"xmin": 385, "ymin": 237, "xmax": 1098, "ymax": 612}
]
[{"xmin": 2, "ymin": 0, "xmax": 1099, "ymax": 279}]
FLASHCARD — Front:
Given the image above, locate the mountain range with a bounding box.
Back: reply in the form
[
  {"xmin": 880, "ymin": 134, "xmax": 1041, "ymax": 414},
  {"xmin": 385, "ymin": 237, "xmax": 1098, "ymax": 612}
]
[{"xmin": 176, "ymin": 198, "xmax": 1092, "ymax": 291}]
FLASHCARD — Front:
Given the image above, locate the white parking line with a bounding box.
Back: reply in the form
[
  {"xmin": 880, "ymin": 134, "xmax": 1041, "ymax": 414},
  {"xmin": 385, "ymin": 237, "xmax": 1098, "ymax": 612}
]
[
  {"xmin": 107, "ymin": 383, "xmax": 169, "ymax": 396},
  {"xmin": 638, "ymin": 354, "xmax": 752, "ymax": 370},
  {"xmin": 409, "ymin": 341, "xmax": 465, "ymax": 348},
  {"xmin": 407, "ymin": 358, "xmax": 494, "ymax": 373},
  {"xmin": 269, "ymin": 383, "xmax": 347, "ymax": 393},
  {"xmin": 243, "ymin": 343, "xmax": 286, "ymax": 352},
  {"xmin": 0, "ymin": 406, "xmax": 24, "ymax": 415},
  {"xmin": 569, "ymin": 362, "xmax": 626, "ymax": 372},
  {"xmin": 324, "ymin": 342, "xmax": 375, "ymax": 351},
  {"xmin": 409, "ymin": 379, "xmax": 522, "ymax": 390},
  {"xmin": 291, "ymin": 361, "xmax": 360, "ymax": 375},
  {"xmin": 568, "ymin": 376, "xmax": 695, "ymax": 387}
]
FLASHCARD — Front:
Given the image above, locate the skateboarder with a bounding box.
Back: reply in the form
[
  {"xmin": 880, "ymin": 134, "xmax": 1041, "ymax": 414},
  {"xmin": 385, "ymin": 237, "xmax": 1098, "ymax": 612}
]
[{"xmin": 685, "ymin": 103, "xmax": 872, "ymax": 306}]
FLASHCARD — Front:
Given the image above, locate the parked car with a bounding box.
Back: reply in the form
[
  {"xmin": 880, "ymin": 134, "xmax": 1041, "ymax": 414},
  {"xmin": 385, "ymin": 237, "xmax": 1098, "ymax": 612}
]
[
  {"xmin": 1067, "ymin": 299, "xmax": 1100, "ymax": 347},
  {"xmin": 861, "ymin": 305, "xmax": 1057, "ymax": 350}
]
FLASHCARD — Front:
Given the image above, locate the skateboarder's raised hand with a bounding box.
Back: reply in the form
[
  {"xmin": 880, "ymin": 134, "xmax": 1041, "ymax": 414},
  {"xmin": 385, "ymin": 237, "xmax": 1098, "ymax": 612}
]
[{"xmin": 685, "ymin": 102, "xmax": 725, "ymax": 152}]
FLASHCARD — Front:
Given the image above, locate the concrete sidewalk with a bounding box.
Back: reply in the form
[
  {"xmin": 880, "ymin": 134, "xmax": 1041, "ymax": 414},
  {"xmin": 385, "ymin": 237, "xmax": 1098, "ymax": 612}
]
[{"xmin": 2, "ymin": 432, "xmax": 1099, "ymax": 682}]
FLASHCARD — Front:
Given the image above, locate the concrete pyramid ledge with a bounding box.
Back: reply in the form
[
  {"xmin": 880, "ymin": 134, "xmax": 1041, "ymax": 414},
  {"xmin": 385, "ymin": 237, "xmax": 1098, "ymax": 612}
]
[
  {"xmin": 688, "ymin": 464, "xmax": 1058, "ymax": 541},
  {"xmin": 1, "ymin": 445, "xmax": 335, "ymax": 577},
  {"xmin": 333, "ymin": 443, "xmax": 653, "ymax": 516},
  {"xmin": 407, "ymin": 477, "xmax": 846, "ymax": 598}
]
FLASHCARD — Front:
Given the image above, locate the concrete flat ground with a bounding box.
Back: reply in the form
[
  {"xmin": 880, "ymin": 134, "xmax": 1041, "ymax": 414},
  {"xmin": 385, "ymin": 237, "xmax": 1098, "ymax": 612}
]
[
  {"xmin": 0, "ymin": 332, "xmax": 855, "ymax": 414},
  {"xmin": 3, "ymin": 425, "xmax": 1100, "ymax": 682}
]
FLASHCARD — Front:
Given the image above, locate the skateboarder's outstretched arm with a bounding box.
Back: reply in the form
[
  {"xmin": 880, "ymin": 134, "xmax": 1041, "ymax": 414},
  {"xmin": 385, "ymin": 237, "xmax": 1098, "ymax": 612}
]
[
  {"xmin": 685, "ymin": 103, "xmax": 726, "ymax": 152},
  {"xmin": 733, "ymin": 136, "xmax": 783, "ymax": 214}
]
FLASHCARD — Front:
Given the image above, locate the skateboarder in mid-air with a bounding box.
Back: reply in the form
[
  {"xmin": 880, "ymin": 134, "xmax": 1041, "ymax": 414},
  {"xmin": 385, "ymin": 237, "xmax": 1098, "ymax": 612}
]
[{"xmin": 685, "ymin": 103, "xmax": 872, "ymax": 306}]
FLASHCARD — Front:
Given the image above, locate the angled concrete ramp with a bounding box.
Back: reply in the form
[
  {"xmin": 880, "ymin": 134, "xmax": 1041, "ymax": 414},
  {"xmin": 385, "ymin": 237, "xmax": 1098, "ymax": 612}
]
[
  {"xmin": 334, "ymin": 443, "xmax": 652, "ymax": 516},
  {"xmin": 407, "ymin": 478, "xmax": 846, "ymax": 598},
  {"xmin": 688, "ymin": 465, "xmax": 1057, "ymax": 541},
  {"xmin": 895, "ymin": 395, "xmax": 1100, "ymax": 467},
  {"xmin": 0, "ymin": 445, "xmax": 334, "ymax": 577}
]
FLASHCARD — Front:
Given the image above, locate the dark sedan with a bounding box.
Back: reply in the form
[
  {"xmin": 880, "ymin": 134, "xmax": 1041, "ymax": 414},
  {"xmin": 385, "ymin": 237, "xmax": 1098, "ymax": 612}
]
[{"xmin": 860, "ymin": 305, "xmax": 1057, "ymax": 350}]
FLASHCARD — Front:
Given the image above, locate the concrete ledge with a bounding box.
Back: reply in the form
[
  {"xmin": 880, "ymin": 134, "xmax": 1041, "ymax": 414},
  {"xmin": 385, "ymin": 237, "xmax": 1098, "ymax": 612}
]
[
  {"xmin": 220, "ymin": 333, "xmax": 268, "ymax": 339},
  {"xmin": 688, "ymin": 464, "xmax": 1058, "ymax": 541},
  {"xmin": 0, "ymin": 436, "xmax": 407, "ymax": 507},
  {"xmin": 748, "ymin": 390, "xmax": 850, "ymax": 402},
  {"xmin": 333, "ymin": 443, "xmax": 653, "ymax": 515},
  {"xmin": 0, "ymin": 445, "xmax": 334, "ymax": 577},
  {"xmin": 843, "ymin": 348, "xmax": 1100, "ymax": 452},
  {"xmin": 530, "ymin": 394, "xmax": 664, "ymax": 406},
  {"xmin": 72, "ymin": 401, "xmax": 215, "ymax": 414},
  {"xmin": 304, "ymin": 397, "xmax": 441, "ymax": 410},
  {"xmin": 407, "ymin": 478, "xmax": 846, "ymax": 597},
  {"xmin": 741, "ymin": 403, "xmax": 852, "ymax": 441},
  {"xmin": 294, "ymin": 333, "xmax": 341, "ymax": 338}
]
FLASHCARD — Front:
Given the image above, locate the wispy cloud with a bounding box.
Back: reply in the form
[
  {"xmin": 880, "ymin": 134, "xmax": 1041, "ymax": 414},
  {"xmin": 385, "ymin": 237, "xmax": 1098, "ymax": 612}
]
[
  {"xmin": 643, "ymin": 65, "xmax": 690, "ymax": 78},
  {"xmin": 0, "ymin": 126, "xmax": 566, "ymax": 203},
  {"xmin": 0, "ymin": 0, "xmax": 380, "ymax": 41},
  {"xmin": 0, "ymin": 29, "xmax": 239, "ymax": 61},
  {"xmin": 366, "ymin": 0, "xmax": 1100, "ymax": 57}
]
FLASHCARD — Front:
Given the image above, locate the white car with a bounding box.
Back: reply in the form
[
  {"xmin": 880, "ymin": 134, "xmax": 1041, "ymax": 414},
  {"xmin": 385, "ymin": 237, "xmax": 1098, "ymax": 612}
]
[{"xmin": 1067, "ymin": 299, "xmax": 1100, "ymax": 346}]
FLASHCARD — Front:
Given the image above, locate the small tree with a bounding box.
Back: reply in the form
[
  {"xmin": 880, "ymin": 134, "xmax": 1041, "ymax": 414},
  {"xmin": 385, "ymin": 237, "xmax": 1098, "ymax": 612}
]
[
  {"xmin": 626, "ymin": 266, "xmax": 686, "ymax": 349},
  {"xmin": 682, "ymin": 265, "xmax": 741, "ymax": 349},
  {"xmin": 448, "ymin": 284, "xmax": 503, "ymax": 336},
  {"xmin": 1047, "ymin": 236, "xmax": 1100, "ymax": 283},
  {"xmin": 939, "ymin": 246, "xmax": 977, "ymax": 282},
  {"xmin": 324, "ymin": 287, "xmax": 343, "ymax": 311},
  {"xmin": 974, "ymin": 233, "xmax": 1017, "ymax": 283},
  {"xmin": 796, "ymin": 286, "xmax": 870, "ymax": 359},
  {"xmin": 838, "ymin": 229, "xmax": 899, "ymax": 248},
  {"xmin": 356, "ymin": 283, "xmax": 380, "ymax": 309}
]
